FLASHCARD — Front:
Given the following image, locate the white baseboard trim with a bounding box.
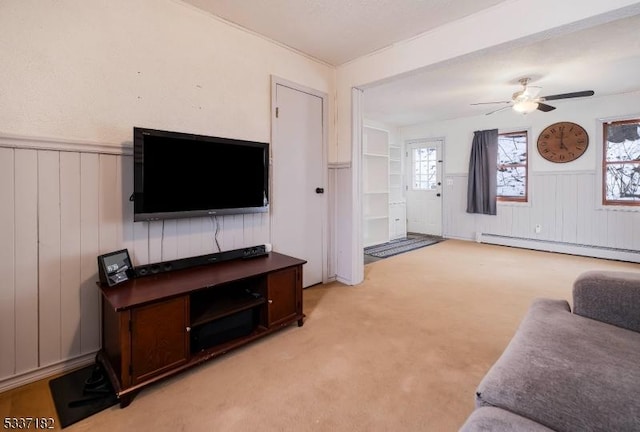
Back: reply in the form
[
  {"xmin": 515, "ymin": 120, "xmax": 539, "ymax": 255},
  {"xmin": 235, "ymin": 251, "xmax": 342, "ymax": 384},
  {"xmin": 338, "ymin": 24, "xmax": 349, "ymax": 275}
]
[
  {"xmin": 442, "ymin": 234, "xmax": 474, "ymax": 242},
  {"xmin": 480, "ymin": 234, "xmax": 640, "ymax": 263},
  {"xmin": 0, "ymin": 352, "xmax": 97, "ymax": 393}
]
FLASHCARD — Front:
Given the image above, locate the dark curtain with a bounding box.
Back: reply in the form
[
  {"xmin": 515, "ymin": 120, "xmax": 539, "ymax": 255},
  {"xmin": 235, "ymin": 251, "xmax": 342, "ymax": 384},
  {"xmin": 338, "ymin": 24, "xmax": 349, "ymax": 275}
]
[{"xmin": 467, "ymin": 129, "xmax": 498, "ymax": 215}]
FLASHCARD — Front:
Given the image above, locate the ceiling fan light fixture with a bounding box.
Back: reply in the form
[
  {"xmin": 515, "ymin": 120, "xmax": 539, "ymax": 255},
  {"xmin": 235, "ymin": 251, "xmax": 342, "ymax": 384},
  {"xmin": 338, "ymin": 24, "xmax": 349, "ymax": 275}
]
[{"xmin": 513, "ymin": 100, "xmax": 539, "ymax": 114}]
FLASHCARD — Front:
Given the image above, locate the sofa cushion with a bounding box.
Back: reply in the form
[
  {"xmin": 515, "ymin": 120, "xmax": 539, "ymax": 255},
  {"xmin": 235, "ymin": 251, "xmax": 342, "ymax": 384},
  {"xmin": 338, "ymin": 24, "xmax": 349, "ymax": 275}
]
[
  {"xmin": 460, "ymin": 407, "xmax": 556, "ymax": 432},
  {"xmin": 573, "ymin": 270, "xmax": 640, "ymax": 332},
  {"xmin": 475, "ymin": 299, "xmax": 640, "ymax": 432}
]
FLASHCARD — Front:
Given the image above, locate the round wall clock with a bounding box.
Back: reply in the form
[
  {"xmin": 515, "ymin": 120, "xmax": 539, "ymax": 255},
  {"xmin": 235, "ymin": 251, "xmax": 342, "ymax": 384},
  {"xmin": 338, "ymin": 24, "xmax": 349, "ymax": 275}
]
[{"xmin": 537, "ymin": 122, "xmax": 589, "ymax": 163}]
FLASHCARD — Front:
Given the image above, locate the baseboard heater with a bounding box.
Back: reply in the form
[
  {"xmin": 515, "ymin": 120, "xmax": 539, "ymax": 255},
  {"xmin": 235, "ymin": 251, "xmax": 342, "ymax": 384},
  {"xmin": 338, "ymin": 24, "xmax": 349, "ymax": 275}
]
[{"xmin": 479, "ymin": 234, "xmax": 640, "ymax": 264}]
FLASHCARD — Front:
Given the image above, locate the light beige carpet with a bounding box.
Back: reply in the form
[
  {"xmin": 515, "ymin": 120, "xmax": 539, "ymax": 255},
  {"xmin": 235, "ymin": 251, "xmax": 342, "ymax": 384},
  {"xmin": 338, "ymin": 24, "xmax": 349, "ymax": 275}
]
[{"xmin": 67, "ymin": 240, "xmax": 639, "ymax": 431}]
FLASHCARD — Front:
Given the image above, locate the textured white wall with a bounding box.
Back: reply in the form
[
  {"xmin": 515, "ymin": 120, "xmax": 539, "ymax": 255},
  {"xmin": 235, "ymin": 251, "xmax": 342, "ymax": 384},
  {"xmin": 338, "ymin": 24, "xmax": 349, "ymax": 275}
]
[{"xmin": 0, "ymin": 0, "xmax": 334, "ymax": 146}]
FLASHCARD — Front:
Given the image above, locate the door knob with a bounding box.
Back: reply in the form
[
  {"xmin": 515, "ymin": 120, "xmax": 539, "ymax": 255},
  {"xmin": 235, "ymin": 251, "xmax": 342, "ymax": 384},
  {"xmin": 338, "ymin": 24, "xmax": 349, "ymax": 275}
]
[
  {"xmin": 436, "ymin": 193, "xmax": 441, "ymax": 197},
  {"xmin": 315, "ymin": 187, "xmax": 324, "ymax": 194}
]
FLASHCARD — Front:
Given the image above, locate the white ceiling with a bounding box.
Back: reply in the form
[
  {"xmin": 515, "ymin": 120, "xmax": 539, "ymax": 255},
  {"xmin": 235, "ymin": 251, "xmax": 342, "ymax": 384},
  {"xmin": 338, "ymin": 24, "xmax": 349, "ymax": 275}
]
[
  {"xmin": 363, "ymin": 13, "xmax": 640, "ymax": 126},
  {"xmin": 182, "ymin": 0, "xmax": 507, "ymax": 65},
  {"xmin": 181, "ymin": 1, "xmax": 640, "ymax": 126}
]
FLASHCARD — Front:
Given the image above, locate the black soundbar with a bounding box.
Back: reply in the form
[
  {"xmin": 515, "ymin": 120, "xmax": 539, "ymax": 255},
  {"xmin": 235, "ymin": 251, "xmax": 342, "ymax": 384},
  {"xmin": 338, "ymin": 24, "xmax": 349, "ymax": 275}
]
[{"xmin": 133, "ymin": 245, "xmax": 268, "ymax": 278}]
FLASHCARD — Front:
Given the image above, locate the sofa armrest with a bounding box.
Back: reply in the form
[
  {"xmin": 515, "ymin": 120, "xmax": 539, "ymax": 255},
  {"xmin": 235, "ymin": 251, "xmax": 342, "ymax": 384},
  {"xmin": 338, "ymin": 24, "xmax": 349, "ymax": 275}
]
[{"xmin": 573, "ymin": 270, "xmax": 640, "ymax": 332}]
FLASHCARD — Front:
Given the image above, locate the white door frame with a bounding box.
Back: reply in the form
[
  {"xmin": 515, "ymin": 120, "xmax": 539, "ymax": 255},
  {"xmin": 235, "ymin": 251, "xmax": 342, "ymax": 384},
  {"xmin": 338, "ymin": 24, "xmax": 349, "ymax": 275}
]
[
  {"xmin": 270, "ymin": 76, "xmax": 329, "ymax": 283},
  {"xmin": 351, "ymin": 88, "xmax": 365, "ymax": 285}
]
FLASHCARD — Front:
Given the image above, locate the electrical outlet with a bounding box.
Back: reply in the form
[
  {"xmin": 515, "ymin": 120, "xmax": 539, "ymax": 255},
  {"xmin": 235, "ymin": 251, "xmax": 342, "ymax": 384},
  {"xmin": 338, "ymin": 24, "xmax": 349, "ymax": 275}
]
[{"xmin": 535, "ymin": 224, "xmax": 542, "ymax": 233}]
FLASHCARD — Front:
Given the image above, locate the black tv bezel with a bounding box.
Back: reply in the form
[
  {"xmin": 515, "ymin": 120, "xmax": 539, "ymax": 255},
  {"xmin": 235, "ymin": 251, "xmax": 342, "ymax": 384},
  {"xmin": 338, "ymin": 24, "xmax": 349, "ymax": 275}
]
[{"xmin": 133, "ymin": 127, "xmax": 269, "ymax": 222}]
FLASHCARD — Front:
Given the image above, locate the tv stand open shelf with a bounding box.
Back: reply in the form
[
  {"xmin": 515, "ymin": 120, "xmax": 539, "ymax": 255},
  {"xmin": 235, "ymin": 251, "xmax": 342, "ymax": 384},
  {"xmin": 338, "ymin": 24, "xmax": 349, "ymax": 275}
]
[{"xmin": 97, "ymin": 252, "xmax": 306, "ymax": 407}]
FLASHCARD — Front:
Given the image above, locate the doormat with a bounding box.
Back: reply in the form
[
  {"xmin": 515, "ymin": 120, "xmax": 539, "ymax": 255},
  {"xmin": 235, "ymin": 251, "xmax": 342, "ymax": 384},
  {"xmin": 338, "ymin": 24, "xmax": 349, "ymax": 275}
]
[
  {"xmin": 49, "ymin": 363, "xmax": 118, "ymax": 428},
  {"xmin": 364, "ymin": 236, "xmax": 444, "ymax": 259}
]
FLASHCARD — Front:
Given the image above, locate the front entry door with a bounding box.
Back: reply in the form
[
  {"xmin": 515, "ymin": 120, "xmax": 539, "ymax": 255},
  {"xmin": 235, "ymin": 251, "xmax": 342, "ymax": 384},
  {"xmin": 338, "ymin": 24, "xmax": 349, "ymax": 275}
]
[
  {"xmin": 271, "ymin": 81, "xmax": 325, "ymax": 287},
  {"xmin": 405, "ymin": 140, "xmax": 442, "ymax": 236}
]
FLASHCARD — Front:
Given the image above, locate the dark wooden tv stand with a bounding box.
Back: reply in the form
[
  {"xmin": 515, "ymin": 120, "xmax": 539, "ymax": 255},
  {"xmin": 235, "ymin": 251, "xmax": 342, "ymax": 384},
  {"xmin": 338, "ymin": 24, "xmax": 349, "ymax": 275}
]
[{"xmin": 97, "ymin": 252, "xmax": 306, "ymax": 407}]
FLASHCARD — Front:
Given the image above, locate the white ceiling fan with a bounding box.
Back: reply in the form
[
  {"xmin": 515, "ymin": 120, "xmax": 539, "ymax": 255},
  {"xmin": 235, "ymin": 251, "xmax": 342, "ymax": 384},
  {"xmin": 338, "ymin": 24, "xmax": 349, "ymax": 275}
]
[{"xmin": 471, "ymin": 78, "xmax": 595, "ymax": 115}]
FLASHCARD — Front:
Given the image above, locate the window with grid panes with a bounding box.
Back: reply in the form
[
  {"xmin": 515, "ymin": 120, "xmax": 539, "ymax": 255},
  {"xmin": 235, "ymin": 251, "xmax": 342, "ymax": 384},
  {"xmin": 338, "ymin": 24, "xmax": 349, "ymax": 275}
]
[{"xmin": 411, "ymin": 146, "xmax": 437, "ymax": 190}]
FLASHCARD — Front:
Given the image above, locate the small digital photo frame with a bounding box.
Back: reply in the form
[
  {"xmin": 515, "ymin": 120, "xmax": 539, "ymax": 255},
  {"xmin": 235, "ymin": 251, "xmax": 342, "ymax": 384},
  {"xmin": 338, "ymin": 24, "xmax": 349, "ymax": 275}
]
[{"xmin": 98, "ymin": 249, "xmax": 134, "ymax": 287}]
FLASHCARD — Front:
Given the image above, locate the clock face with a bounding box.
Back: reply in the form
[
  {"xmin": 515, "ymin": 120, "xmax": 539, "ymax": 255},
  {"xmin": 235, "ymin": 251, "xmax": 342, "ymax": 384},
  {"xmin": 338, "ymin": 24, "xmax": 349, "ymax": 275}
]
[{"xmin": 537, "ymin": 122, "xmax": 589, "ymax": 163}]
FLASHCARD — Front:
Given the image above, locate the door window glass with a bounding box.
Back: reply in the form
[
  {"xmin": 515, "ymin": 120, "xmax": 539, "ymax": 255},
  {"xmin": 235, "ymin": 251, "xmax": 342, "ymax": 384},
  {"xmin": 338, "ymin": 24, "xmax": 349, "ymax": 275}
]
[{"xmin": 412, "ymin": 146, "xmax": 437, "ymax": 190}]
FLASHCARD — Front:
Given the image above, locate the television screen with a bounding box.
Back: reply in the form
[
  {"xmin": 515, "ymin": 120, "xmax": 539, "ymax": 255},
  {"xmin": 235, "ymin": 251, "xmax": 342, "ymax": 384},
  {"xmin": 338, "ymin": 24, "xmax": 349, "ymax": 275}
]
[{"xmin": 133, "ymin": 127, "xmax": 269, "ymax": 221}]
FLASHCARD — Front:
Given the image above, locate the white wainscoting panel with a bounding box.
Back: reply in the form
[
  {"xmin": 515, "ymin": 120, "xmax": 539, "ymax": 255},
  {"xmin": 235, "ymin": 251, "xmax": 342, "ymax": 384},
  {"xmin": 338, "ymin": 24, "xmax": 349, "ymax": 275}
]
[
  {"xmin": 60, "ymin": 152, "xmax": 82, "ymax": 361},
  {"xmin": 0, "ymin": 148, "xmax": 16, "ymax": 378},
  {"xmin": 79, "ymin": 153, "xmax": 101, "ymax": 356},
  {"xmin": 38, "ymin": 151, "xmax": 63, "ymax": 367},
  {"xmin": 328, "ymin": 163, "xmax": 353, "ymax": 284},
  {"xmin": 327, "ymin": 163, "xmax": 351, "ymax": 281},
  {"xmin": 14, "ymin": 150, "xmax": 39, "ymax": 374},
  {"xmin": 0, "ymin": 136, "xmax": 270, "ymax": 390},
  {"xmin": 442, "ymin": 174, "xmax": 475, "ymax": 240},
  {"xmin": 444, "ymin": 172, "xmax": 640, "ymax": 260}
]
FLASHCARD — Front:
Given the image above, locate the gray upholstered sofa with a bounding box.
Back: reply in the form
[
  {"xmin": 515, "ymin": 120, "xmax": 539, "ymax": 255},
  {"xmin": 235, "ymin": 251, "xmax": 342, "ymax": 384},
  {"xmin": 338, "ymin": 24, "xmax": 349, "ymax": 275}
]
[{"xmin": 460, "ymin": 270, "xmax": 640, "ymax": 432}]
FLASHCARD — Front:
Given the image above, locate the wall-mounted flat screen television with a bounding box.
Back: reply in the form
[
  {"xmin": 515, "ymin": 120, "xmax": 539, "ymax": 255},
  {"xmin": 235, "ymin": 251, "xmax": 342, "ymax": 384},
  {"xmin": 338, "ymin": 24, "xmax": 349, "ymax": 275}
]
[{"xmin": 133, "ymin": 127, "xmax": 269, "ymax": 222}]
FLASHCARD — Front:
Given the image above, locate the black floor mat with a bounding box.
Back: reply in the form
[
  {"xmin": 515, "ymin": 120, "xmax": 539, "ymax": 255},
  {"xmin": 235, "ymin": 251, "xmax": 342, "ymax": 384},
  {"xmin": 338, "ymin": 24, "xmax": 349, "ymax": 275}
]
[
  {"xmin": 48, "ymin": 363, "xmax": 118, "ymax": 428},
  {"xmin": 364, "ymin": 235, "xmax": 444, "ymax": 259}
]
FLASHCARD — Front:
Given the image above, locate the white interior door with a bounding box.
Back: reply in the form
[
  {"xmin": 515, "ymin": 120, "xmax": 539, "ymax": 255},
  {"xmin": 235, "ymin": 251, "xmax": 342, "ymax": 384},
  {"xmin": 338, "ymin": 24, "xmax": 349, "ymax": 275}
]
[
  {"xmin": 405, "ymin": 140, "xmax": 442, "ymax": 236},
  {"xmin": 271, "ymin": 81, "xmax": 325, "ymax": 287}
]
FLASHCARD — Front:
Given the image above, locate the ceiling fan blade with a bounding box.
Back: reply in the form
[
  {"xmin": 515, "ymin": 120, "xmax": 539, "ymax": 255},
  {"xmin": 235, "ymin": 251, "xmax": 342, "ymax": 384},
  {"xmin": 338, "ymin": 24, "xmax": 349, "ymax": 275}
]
[
  {"xmin": 537, "ymin": 102, "xmax": 556, "ymax": 112},
  {"xmin": 485, "ymin": 105, "xmax": 511, "ymax": 115},
  {"xmin": 542, "ymin": 90, "xmax": 595, "ymax": 101},
  {"xmin": 470, "ymin": 101, "xmax": 511, "ymax": 106}
]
